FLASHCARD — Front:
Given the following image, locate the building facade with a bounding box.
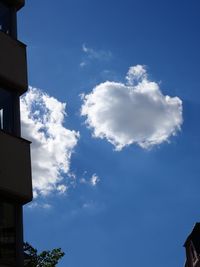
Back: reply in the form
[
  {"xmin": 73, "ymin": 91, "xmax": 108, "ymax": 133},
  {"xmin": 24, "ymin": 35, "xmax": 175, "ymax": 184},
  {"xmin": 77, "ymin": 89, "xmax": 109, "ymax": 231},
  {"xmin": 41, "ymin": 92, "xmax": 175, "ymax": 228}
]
[
  {"xmin": 184, "ymin": 223, "xmax": 200, "ymax": 267},
  {"xmin": 0, "ymin": 0, "xmax": 32, "ymax": 266}
]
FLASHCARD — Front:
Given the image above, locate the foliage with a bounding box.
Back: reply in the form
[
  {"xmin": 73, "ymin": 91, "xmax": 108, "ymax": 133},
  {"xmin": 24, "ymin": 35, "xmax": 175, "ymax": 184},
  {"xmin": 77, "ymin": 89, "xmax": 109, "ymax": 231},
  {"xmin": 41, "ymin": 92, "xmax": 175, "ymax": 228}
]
[{"xmin": 24, "ymin": 242, "xmax": 65, "ymax": 267}]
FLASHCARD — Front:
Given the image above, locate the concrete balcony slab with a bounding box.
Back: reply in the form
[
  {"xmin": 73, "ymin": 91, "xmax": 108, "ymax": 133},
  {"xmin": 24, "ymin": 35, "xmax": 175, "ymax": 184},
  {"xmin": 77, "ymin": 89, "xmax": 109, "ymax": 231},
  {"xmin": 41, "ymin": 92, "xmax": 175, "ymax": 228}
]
[{"xmin": 0, "ymin": 130, "xmax": 32, "ymax": 203}]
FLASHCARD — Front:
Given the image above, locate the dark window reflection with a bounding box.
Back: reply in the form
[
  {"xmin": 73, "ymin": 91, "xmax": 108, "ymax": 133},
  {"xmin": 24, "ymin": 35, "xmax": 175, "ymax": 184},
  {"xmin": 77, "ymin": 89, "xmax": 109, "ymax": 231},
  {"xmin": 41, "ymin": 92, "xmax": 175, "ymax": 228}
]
[
  {"xmin": 0, "ymin": 87, "xmax": 20, "ymax": 135},
  {"xmin": 0, "ymin": 2, "xmax": 11, "ymax": 35},
  {"xmin": 0, "ymin": 88, "xmax": 14, "ymax": 134},
  {"xmin": 0, "ymin": 202, "xmax": 16, "ymax": 266}
]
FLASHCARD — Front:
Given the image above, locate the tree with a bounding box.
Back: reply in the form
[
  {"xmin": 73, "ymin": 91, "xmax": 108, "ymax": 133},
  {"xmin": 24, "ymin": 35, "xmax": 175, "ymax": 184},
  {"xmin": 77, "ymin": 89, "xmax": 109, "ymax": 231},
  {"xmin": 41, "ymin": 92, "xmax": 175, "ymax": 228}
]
[{"xmin": 24, "ymin": 242, "xmax": 65, "ymax": 267}]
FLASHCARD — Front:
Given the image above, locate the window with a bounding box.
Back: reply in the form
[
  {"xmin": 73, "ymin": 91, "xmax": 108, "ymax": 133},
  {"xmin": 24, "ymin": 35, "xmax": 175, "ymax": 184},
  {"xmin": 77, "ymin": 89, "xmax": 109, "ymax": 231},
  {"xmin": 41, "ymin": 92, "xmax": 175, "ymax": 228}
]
[
  {"xmin": 0, "ymin": 108, "xmax": 3, "ymax": 129},
  {"xmin": 0, "ymin": 87, "xmax": 20, "ymax": 135},
  {"xmin": 0, "ymin": 2, "xmax": 11, "ymax": 35},
  {"xmin": 0, "ymin": 2, "xmax": 17, "ymax": 37},
  {"xmin": 0, "ymin": 201, "xmax": 16, "ymax": 266}
]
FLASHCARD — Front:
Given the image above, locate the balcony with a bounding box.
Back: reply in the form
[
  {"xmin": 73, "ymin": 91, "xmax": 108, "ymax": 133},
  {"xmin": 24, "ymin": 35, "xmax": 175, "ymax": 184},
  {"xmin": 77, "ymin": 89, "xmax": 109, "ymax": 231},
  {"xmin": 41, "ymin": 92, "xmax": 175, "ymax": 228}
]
[
  {"xmin": 1, "ymin": 0, "xmax": 25, "ymax": 10},
  {"xmin": 0, "ymin": 130, "xmax": 32, "ymax": 203},
  {"xmin": 0, "ymin": 31, "xmax": 27, "ymax": 94}
]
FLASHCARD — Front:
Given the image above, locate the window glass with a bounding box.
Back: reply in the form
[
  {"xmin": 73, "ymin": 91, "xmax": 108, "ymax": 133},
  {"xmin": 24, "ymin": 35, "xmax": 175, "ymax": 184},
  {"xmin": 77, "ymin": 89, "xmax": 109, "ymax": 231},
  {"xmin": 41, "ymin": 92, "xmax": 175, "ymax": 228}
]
[
  {"xmin": 0, "ymin": 202, "xmax": 16, "ymax": 266},
  {"xmin": 0, "ymin": 2, "xmax": 11, "ymax": 35},
  {"xmin": 0, "ymin": 109, "xmax": 3, "ymax": 129},
  {"xmin": 0, "ymin": 87, "xmax": 20, "ymax": 135}
]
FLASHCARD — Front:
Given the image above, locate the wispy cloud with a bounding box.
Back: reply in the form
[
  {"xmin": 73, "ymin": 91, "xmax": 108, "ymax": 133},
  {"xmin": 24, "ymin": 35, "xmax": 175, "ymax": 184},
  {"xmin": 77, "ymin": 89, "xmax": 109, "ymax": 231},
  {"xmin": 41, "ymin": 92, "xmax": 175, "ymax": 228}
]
[
  {"xmin": 80, "ymin": 173, "xmax": 100, "ymax": 187},
  {"xmin": 27, "ymin": 202, "xmax": 52, "ymax": 210},
  {"xmin": 80, "ymin": 44, "xmax": 112, "ymax": 67},
  {"xmin": 20, "ymin": 87, "xmax": 80, "ymax": 197},
  {"xmin": 81, "ymin": 65, "xmax": 183, "ymax": 150},
  {"xmin": 90, "ymin": 174, "xmax": 100, "ymax": 186}
]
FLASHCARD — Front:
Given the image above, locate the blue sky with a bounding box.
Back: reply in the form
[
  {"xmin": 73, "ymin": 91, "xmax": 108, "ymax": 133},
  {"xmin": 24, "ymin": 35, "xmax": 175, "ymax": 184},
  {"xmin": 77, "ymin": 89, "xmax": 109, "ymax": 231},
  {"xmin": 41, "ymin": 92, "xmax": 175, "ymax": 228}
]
[{"xmin": 18, "ymin": 0, "xmax": 200, "ymax": 266}]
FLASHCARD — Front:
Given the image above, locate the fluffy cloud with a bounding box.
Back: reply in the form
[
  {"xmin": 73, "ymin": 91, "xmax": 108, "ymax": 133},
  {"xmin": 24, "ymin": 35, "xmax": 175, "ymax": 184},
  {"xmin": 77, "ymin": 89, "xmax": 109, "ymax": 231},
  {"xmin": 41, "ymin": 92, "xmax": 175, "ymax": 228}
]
[
  {"xmin": 81, "ymin": 65, "xmax": 183, "ymax": 150},
  {"xmin": 20, "ymin": 87, "xmax": 79, "ymax": 197}
]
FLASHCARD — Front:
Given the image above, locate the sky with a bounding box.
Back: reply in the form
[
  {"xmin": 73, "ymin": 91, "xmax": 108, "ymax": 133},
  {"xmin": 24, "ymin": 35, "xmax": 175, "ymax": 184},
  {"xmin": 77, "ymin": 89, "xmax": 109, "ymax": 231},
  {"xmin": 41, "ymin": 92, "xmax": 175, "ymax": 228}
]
[{"xmin": 17, "ymin": 0, "xmax": 200, "ymax": 266}]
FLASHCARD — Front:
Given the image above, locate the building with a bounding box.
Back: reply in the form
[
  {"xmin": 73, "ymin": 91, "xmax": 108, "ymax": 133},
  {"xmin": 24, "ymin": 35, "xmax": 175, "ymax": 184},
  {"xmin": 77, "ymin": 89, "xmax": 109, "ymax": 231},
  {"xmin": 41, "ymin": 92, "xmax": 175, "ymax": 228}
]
[
  {"xmin": 0, "ymin": 0, "xmax": 32, "ymax": 266},
  {"xmin": 184, "ymin": 223, "xmax": 200, "ymax": 267}
]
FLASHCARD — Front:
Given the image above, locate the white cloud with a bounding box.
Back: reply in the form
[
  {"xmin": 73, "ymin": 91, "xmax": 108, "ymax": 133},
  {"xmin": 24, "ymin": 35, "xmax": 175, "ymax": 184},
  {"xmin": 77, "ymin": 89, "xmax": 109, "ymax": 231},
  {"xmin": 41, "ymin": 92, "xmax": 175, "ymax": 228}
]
[
  {"xmin": 82, "ymin": 202, "xmax": 93, "ymax": 209},
  {"xmin": 81, "ymin": 65, "xmax": 183, "ymax": 150},
  {"xmin": 80, "ymin": 44, "xmax": 112, "ymax": 67},
  {"xmin": 20, "ymin": 87, "xmax": 79, "ymax": 197},
  {"xmin": 80, "ymin": 61, "xmax": 87, "ymax": 68},
  {"xmin": 80, "ymin": 173, "xmax": 100, "ymax": 187},
  {"xmin": 126, "ymin": 65, "xmax": 147, "ymax": 85},
  {"xmin": 90, "ymin": 174, "xmax": 100, "ymax": 186},
  {"xmin": 27, "ymin": 202, "xmax": 52, "ymax": 210},
  {"xmin": 57, "ymin": 184, "xmax": 68, "ymax": 194}
]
